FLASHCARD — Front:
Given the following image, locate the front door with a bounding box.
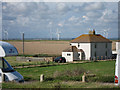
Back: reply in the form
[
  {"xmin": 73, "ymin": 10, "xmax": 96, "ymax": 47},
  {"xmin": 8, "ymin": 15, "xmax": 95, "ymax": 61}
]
[{"xmin": 72, "ymin": 46, "xmax": 78, "ymax": 60}]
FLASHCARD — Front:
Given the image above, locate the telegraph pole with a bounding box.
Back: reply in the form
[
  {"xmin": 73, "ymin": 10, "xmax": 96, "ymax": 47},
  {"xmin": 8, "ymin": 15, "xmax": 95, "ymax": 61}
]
[{"xmin": 22, "ymin": 32, "xmax": 24, "ymax": 56}]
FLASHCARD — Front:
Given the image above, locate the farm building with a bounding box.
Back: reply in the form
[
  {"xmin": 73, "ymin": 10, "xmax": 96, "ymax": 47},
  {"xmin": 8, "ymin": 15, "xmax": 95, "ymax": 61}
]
[{"xmin": 62, "ymin": 30, "xmax": 112, "ymax": 62}]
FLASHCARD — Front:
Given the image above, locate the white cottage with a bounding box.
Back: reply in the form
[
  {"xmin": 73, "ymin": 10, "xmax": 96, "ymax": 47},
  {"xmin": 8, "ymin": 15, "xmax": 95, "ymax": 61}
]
[{"xmin": 62, "ymin": 30, "xmax": 112, "ymax": 62}]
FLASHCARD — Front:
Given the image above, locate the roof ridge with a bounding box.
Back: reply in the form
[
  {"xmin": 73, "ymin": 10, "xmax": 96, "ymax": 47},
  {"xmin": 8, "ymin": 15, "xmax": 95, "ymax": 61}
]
[
  {"xmin": 99, "ymin": 35, "xmax": 111, "ymax": 41},
  {"xmin": 71, "ymin": 34, "xmax": 112, "ymax": 43}
]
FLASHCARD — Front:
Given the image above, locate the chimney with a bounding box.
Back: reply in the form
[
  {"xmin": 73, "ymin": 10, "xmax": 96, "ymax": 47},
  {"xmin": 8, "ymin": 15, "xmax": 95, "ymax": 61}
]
[
  {"xmin": 93, "ymin": 29, "xmax": 95, "ymax": 35},
  {"xmin": 89, "ymin": 29, "xmax": 95, "ymax": 35}
]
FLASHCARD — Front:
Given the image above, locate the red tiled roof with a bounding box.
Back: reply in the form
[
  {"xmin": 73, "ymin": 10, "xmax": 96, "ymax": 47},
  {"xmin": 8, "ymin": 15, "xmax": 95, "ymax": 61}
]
[{"xmin": 71, "ymin": 34, "xmax": 112, "ymax": 43}]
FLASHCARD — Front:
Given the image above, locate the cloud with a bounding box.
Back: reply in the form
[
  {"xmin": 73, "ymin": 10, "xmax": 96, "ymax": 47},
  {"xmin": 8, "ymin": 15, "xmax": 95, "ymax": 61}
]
[
  {"xmin": 84, "ymin": 2, "xmax": 105, "ymax": 11},
  {"xmin": 56, "ymin": 3, "xmax": 70, "ymax": 14},
  {"xmin": 82, "ymin": 15, "xmax": 88, "ymax": 21},
  {"xmin": 86, "ymin": 11, "xmax": 102, "ymax": 18},
  {"xmin": 2, "ymin": 2, "xmax": 118, "ymax": 39},
  {"xmin": 58, "ymin": 23, "xmax": 63, "ymax": 27},
  {"xmin": 16, "ymin": 16, "xmax": 29, "ymax": 26},
  {"xmin": 2, "ymin": 2, "xmax": 50, "ymax": 26},
  {"xmin": 68, "ymin": 16, "xmax": 80, "ymax": 21},
  {"xmin": 96, "ymin": 9, "xmax": 118, "ymax": 24},
  {"xmin": 67, "ymin": 16, "xmax": 84, "ymax": 26}
]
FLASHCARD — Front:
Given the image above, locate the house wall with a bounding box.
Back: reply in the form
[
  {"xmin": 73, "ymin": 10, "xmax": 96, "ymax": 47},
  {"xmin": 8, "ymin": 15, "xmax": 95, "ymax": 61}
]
[
  {"xmin": 116, "ymin": 42, "xmax": 120, "ymax": 53},
  {"xmin": 62, "ymin": 52, "xmax": 73, "ymax": 62},
  {"xmin": 91, "ymin": 43, "xmax": 112, "ymax": 60},
  {"xmin": 70, "ymin": 43, "xmax": 91, "ymax": 60}
]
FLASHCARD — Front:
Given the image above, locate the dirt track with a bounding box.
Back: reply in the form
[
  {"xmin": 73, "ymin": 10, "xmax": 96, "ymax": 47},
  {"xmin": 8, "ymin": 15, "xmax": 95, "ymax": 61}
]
[{"xmin": 8, "ymin": 41, "xmax": 70, "ymax": 55}]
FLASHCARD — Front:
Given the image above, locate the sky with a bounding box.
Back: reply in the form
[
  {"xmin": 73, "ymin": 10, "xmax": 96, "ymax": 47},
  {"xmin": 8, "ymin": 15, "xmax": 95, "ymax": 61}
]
[{"xmin": 1, "ymin": 1, "xmax": 118, "ymax": 39}]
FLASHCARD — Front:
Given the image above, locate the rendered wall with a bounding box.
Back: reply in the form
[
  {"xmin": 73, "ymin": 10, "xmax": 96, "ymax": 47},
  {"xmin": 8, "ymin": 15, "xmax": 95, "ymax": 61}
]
[
  {"xmin": 62, "ymin": 52, "xmax": 73, "ymax": 62},
  {"xmin": 70, "ymin": 43, "xmax": 91, "ymax": 60},
  {"xmin": 91, "ymin": 43, "xmax": 112, "ymax": 60},
  {"xmin": 116, "ymin": 42, "xmax": 120, "ymax": 53}
]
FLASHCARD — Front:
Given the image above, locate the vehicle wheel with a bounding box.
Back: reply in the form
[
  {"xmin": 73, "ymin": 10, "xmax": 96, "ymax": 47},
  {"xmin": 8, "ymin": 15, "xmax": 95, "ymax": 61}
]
[
  {"xmin": 58, "ymin": 61, "xmax": 60, "ymax": 63},
  {"xmin": 64, "ymin": 60, "xmax": 66, "ymax": 63}
]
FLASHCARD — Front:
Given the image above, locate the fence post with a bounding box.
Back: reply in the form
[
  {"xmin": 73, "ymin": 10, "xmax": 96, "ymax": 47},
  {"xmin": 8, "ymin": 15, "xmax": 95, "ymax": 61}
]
[
  {"xmin": 97, "ymin": 56, "xmax": 99, "ymax": 60},
  {"xmin": 105, "ymin": 56, "xmax": 107, "ymax": 60},
  {"xmin": 101, "ymin": 56, "xmax": 103, "ymax": 60},
  {"xmin": 93, "ymin": 57, "xmax": 96, "ymax": 61},
  {"xmin": 82, "ymin": 72, "xmax": 86, "ymax": 82},
  {"xmin": 40, "ymin": 74, "xmax": 44, "ymax": 82}
]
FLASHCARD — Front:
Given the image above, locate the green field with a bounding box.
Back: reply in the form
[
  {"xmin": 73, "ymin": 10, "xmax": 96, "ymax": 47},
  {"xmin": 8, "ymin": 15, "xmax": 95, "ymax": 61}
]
[{"xmin": 2, "ymin": 60, "xmax": 119, "ymax": 88}]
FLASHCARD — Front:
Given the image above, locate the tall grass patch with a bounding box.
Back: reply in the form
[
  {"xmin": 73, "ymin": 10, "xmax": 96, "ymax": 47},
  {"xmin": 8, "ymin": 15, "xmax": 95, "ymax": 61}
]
[{"xmin": 53, "ymin": 66, "xmax": 86, "ymax": 81}]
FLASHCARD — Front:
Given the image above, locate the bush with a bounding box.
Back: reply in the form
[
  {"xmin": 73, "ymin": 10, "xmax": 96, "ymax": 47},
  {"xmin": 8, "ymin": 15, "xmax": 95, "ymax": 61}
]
[
  {"xmin": 87, "ymin": 75, "xmax": 114, "ymax": 83},
  {"xmin": 53, "ymin": 66, "xmax": 86, "ymax": 81}
]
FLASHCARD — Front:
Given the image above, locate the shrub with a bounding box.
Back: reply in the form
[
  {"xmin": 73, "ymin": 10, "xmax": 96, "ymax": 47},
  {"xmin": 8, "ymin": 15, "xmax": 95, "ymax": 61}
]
[
  {"xmin": 53, "ymin": 66, "xmax": 86, "ymax": 81},
  {"xmin": 87, "ymin": 75, "xmax": 114, "ymax": 83}
]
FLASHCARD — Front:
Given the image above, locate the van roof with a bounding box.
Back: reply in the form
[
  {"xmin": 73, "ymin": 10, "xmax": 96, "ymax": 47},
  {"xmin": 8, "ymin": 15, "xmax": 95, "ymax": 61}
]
[{"xmin": 0, "ymin": 41, "xmax": 18, "ymax": 57}]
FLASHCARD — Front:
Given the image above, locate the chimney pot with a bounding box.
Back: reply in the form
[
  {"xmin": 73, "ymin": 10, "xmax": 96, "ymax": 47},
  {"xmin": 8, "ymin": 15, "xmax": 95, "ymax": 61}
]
[{"xmin": 89, "ymin": 29, "xmax": 95, "ymax": 35}]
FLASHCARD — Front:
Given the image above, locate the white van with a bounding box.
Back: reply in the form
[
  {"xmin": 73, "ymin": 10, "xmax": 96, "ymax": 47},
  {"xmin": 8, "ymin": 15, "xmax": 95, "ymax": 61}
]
[{"xmin": 0, "ymin": 41, "xmax": 24, "ymax": 83}]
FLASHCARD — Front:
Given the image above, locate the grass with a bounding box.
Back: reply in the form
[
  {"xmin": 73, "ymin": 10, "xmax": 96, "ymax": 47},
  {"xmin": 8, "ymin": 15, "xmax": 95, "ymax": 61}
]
[
  {"xmin": 4, "ymin": 56, "xmax": 57, "ymax": 67},
  {"xmin": 2, "ymin": 57, "xmax": 118, "ymax": 88},
  {"xmin": 2, "ymin": 81, "xmax": 119, "ymax": 88},
  {"xmin": 6, "ymin": 54, "xmax": 61, "ymax": 58}
]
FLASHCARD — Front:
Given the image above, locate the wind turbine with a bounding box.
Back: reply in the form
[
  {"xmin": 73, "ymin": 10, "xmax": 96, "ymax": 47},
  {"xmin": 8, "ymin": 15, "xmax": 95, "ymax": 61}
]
[
  {"xmin": 4, "ymin": 30, "xmax": 8, "ymax": 40},
  {"xmin": 103, "ymin": 28, "xmax": 110, "ymax": 38},
  {"xmin": 49, "ymin": 22, "xmax": 53, "ymax": 40},
  {"xmin": 56, "ymin": 28, "xmax": 61, "ymax": 40}
]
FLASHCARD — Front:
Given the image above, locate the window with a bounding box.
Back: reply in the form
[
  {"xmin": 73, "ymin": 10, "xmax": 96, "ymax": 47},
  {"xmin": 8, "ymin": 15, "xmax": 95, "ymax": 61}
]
[
  {"xmin": 106, "ymin": 51, "xmax": 107, "ymax": 56},
  {"xmin": 94, "ymin": 52, "xmax": 96, "ymax": 57},
  {"xmin": 106, "ymin": 43, "xmax": 107, "ymax": 48},
  {"xmin": 67, "ymin": 54, "xmax": 71, "ymax": 56},
  {"xmin": 78, "ymin": 44, "xmax": 80, "ymax": 47},
  {"xmin": 2, "ymin": 58, "xmax": 14, "ymax": 72},
  {"xmin": 95, "ymin": 43, "xmax": 97, "ymax": 48},
  {"xmin": 78, "ymin": 53, "xmax": 80, "ymax": 57},
  {"xmin": 0, "ymin": 58, "xmax": 2, "ymax": 68}
]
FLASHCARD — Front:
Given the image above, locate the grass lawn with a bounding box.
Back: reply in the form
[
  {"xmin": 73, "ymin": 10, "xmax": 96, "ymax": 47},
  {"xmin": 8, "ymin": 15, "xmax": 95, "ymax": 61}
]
[{"xmin": 2, "ymin": 60, "xmax": 119, "ymax": 88}]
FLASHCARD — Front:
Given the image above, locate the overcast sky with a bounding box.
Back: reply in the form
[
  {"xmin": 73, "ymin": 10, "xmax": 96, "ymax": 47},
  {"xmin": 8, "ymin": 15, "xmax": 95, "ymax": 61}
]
[{"xmin": 2, "ymin": 2, "xmax": 118, "ymax": 39}]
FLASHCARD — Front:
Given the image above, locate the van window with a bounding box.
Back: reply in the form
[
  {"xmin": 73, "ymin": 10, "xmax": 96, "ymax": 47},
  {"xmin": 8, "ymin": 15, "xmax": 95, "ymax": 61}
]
[
  {"xmin": 2, "ymin": 58, "xmax": 14, "ymax": 72},
  {"xmin": 0, "ymin": 58, "xmax": 2, "ymax": 68}
]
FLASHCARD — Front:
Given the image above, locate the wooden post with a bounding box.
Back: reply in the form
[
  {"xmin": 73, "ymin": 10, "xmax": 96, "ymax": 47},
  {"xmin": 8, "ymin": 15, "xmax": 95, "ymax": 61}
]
[
  {"xmin": 40, "ymin": 74, "xmax": 44, "ymax": 82},
  {"xmin": 97, "ymin": 56, "xmax": 99, "ymax": 60},
  {"xmin": 105, "ymin": 56, "xmax": 107, "ymax": 60},
  {"xmin": 101, "ymin": 56, "xmax": 103, "ymax": 60},
  {"xmin": 82, "ymin": 72, "xmax": 86, "ymax": 82}
]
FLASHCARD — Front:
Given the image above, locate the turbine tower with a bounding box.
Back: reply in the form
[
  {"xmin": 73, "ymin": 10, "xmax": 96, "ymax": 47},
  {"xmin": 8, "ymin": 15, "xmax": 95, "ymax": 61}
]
[
  {"xmin": 49, "ymin": 22, "xmax": 53, "ymax": 40},
  {"xmin": 4, "ymin": 30, "xmax": 8, "ymax": 40},
  {"xmin": 56, "ymin": 28, "xmax": 61, "ymax": 40}
]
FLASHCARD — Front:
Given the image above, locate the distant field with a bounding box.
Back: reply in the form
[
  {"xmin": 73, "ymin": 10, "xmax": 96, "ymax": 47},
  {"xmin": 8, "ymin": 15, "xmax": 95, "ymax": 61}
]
[
  {"xmin": 7, "ymin": 41, "xmax": 70, "ymax": 55},
  {"xmin": 6, "ymin": 40, "xmax": 116, "ymax": 55}
]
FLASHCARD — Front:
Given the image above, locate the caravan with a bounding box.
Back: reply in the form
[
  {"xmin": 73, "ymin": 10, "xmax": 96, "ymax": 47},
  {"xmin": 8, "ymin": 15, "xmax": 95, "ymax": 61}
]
[{"xmin": 0, "ymin": 41, "xmax": 24, "ymax": 83}]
